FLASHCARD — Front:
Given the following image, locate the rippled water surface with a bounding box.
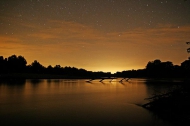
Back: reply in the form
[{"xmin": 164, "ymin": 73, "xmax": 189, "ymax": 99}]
[{"xmin": 0, "ymin": 78, "xmax": 174, "ymax": 126}]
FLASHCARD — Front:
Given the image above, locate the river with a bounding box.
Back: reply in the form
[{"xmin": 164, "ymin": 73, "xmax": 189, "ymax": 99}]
[{"xmin": 0, "ymin": 78, "xmax": 177, "ymax": 126}]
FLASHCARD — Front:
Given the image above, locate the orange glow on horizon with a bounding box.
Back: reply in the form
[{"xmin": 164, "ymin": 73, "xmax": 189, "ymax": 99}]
[{"xmin": 0, "ymin": 22, "xmax": 189, "ymax": 73}]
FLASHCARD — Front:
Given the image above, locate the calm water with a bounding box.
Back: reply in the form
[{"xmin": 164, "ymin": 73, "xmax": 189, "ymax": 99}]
[{"xmin": 0, "ymin": 78, "xmax": 176, "ymax": 126}]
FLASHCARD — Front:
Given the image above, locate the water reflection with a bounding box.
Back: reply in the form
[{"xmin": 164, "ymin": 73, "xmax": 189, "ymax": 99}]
[
  {"xmin": 144, "ymin": 78, "xmax": 183, "ymax": 97},
  {"xmin": 0, "ymin": 78, "xmax": 173, "ymax": 126},
  {"xmin": 29, "ymin": 79, "xmax": 43, "ymax": 85},
  {"xmin": 0, "ymin": 79, "xmax": 26, "ymax": 85}
]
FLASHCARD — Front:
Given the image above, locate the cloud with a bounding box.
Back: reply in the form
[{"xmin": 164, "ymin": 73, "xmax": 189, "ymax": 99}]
[
  {"xmin": 0, "ymin": 36, "xmax": 20, "ymax": 43},
  {"xmin": 106, "ymin": 24, "xmax": 190, "ymax": 46},
  {"xmin": 1, "ymin": 17, "xmax": 190, "ymax": 50},
  {"xmin": 2, "ymin": 15, "xmax": 189, "ymax": 47},
  {"xmin": 26, "ymin": 20, "xmax": 106, "ymax": 43},
  {"xmin": 1, "ymin": 19, "xmax": 190, "ymax": 59},
  {"xmin": 0, "ymin": 18, "xmax": 189, "ymax": 71},
  {"xmin": 27, "ymin": 20, "xmax": 189, "ymax": 49}
]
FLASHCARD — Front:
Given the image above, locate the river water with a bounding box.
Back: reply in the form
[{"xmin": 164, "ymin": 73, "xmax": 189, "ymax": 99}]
[{"xmin": 0, "ymin": 78, "xmax": 177, "ymax": 126}]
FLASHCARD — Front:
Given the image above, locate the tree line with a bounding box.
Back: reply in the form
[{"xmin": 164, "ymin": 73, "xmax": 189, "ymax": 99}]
[
  {"xmin": 0, "ymin": 54, "xmax": 190, "ymax": 78},
  {"xmin": 115, "ymin": 58, "xmax": 190, "ymax": 78},
  {"xmin": 0, "ymin": 55, "xmax": 111, "ymax": 78}
]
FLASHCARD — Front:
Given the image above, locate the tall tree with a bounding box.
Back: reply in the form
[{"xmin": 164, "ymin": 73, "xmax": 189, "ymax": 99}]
[
  {"xmin": 29, "ymin": 60, "xmax": 45, "ymax": 73},
  {"xmin": 7, "ymin": 55, "xmax": 27, "ymax": 72}
]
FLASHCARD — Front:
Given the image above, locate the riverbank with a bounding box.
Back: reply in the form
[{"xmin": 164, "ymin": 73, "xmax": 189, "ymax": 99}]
[
  {"xmin": 0, "ymin": 73, "xmax": 90, "ymax": 79},
  {"xmin": 142, "ymin": 80, "xmax": 190, "ymax": 125}
]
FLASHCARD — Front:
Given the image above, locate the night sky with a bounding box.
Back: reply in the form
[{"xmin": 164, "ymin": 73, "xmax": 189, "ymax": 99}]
[{"xmin": 0, "ymin": 0, "xmax": 190, "ymax": 73}]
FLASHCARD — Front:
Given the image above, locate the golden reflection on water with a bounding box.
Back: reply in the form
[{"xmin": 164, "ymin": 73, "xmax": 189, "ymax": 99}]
[{"xmin": 0, "ymin": 79, "xmax": 172, "ymax": 126}]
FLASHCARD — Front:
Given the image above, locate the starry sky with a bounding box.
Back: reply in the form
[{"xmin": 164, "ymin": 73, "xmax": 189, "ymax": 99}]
[{"xmin": 0, "ymin": 0, "xmax": 190, "ymax": 73}]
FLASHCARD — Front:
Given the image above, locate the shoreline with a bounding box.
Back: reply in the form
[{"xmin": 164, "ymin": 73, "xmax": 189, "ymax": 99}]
[
  {"xmin": 0, "ymin": 73, "xmax": 94, "ymax": 79},
  {"xmin": 1, "ymin": 73, "xmax": 189, "ymax": 79},
  {"xmin": 141, "ymin": 80, "xmax": 190, "ymax": 126}
]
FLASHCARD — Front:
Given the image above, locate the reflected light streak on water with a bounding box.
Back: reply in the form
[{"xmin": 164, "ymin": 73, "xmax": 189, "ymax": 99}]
[{"xmin": 0, "ymin": 78, "xmax": 173, "ymax": 126}]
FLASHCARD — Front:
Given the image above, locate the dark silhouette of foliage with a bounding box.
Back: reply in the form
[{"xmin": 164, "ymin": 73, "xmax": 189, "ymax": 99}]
[
  {"xmin": 187, "ymin": 48, "xmax": 190, "ymax": 53},
  {"xmin": 0, "ymin": 54, "xmax": 190, "ymax": 79},
  {"xmin": 181, "ymin": 59, "xmax": 190, "ymax": 77},
  {"xmin": 181, "ymin": 59, "xmax": 190, "ymax": 70},
  {"xmin": 114, "ymin": 69, "xmax": 146, "ymax": 78},
  {"xmin": 0, "ymin": 56, "xmax": 7, "ymax": 73},
  {"xmin": 0, "ymin": 55, "xmax": 27, "ymax": 73},
  {"xmin": 28, "ymin": 60, "xmax": 45, "ymax": 73},
  {"xmin": 145, "ymin": 59, "xmax": 175, "ymax": 77}
]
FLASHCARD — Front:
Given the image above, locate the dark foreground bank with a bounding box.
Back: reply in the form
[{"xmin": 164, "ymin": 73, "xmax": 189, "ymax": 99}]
[{"xmin": 142, "ymin": 80, "xmax": 190, "ymax": 125}]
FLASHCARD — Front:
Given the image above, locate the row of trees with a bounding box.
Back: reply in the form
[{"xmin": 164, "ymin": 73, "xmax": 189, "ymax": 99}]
[
  {"xmin": 115, "ymin": 58, "xmax": 190, "ymax": 78},
  {"xmin": 0, "ymin": 55, "xmax": 27, "ymax": 73},
  {"xmin": 0, "ymin": 55, "xmax": 190, "ymax": 78},
  {"xmin": 0, "ymin": 55, "xmax": 111, "ymax": 78},
  {"xmin": 146, "ymin": 59, "xmax": 190, "ymax": 77}
]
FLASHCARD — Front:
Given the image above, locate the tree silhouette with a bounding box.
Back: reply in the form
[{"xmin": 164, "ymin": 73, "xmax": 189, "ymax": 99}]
[
  {"xmin": 47, "ymin": 65, "xmax": 53, "ymax": 74},
  {"xmin": 146, "ymin": 59, "xmax": 174, "ymax": 77},
  {"xmin": 1, "ymin": 54, "xmax": 190, "ymax": 78},
  {"xmin": 187, "ymin": 42, "xmax": 190, "ymax": 56},
  {"xmin": 7, "ymin": 55, "xmax": 27, "ymax": 72},
  {"xmin": 181, "ymin": 57, "xmax": 190, "ymax": 77},
  {"xmin": 29, "ymin": 60, "xmax": 45, "ymax": 73},
  {"xmin": 0, "ymin": 56, "xmax": 6, "ymax": 73}
]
